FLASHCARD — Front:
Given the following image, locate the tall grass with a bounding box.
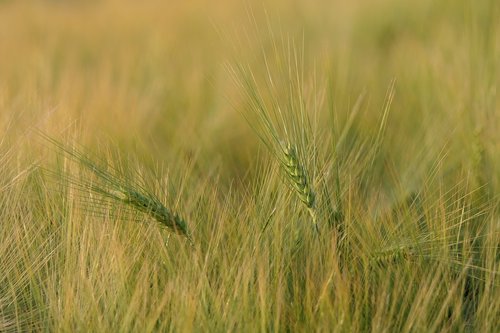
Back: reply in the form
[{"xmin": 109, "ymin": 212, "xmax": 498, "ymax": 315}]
[{"xmin": 1, "ymin": 0, "xmax": 498, "ymax": 332}]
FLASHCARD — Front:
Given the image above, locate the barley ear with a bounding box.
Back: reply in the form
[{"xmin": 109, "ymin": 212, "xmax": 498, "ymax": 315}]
[
  {"xmin": 281, "ymin": 142, "xmax": 319, "ymax": 233},
  {"xmin": 112, "ymin": 187, "xmax": 193, "ymax": 244},
  {"xmin": 371, "ymin": 245, "xmax": 414, "ymax": 267}
]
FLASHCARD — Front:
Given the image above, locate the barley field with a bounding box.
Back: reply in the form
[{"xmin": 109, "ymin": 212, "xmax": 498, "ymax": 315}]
[{"xmin": 0, "ymin": 0, "xmax": 498, "ymax": 332}]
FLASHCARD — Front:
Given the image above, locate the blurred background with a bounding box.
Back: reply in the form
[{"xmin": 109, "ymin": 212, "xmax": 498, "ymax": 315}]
[{"xmin": 0, "ymin": 0, "xmax": 497, "ymax": 188}]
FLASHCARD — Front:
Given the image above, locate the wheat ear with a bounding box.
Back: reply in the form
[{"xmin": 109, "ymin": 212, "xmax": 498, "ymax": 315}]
[
  {"xmin": 371, "ymin": 245, "xmax": 414, "ymax": 266},
  {"xmin": 281, "ymin": 142, "xmax": 319, "ymax": 232},
  {"xmin": 109, "ymin": 188, "xmax": 191, "ymax": 243},
  {"xmin": 39, "ymin": 132, "xmax": 192, "ymax": 244}
]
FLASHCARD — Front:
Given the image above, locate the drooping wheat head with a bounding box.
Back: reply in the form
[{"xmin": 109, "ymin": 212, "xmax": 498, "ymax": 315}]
[
  {"xmin": 109, "ymin": 187, "xmax": 190, "ymax": 240},
  {"xmin": 40, "ymin": 133, "xmax": 192, "ymax": 244}
]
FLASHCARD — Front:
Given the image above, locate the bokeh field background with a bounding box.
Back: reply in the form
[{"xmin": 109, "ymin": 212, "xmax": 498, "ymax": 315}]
[{"xmin": 0, "ymin": 0, "xmax": 498, "ymax": 331}]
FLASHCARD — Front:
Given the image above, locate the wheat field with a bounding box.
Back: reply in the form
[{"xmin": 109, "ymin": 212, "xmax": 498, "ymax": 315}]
[{"xmin": 0, "ymin": 0, "xmax": 498, "ymax": 332}]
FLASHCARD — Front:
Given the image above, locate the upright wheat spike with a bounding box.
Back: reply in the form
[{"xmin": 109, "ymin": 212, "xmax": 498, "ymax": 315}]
[{"xmin": 281, "ymin": 142, "xmax": 319, "ymax": 232}]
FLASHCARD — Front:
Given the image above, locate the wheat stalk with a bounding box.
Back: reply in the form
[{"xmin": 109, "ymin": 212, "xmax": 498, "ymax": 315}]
[{"xmin": 228, "ymin": 51, "xmax": 320, "ymax": 233}]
